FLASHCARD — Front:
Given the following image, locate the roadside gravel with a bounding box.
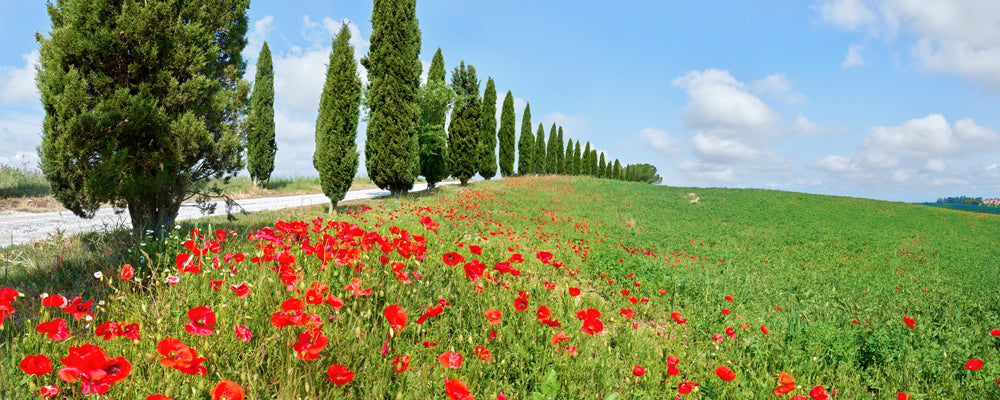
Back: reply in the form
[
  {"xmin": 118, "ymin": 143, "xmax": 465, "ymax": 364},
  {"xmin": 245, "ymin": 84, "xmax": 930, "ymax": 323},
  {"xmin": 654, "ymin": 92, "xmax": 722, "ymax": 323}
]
[{"xmin": 0, "ymin": 182, "xmax": 447, "ymax": 248}]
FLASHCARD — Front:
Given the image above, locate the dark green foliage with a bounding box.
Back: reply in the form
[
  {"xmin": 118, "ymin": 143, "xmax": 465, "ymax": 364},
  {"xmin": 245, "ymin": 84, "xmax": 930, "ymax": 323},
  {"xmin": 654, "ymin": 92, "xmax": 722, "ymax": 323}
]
[
  {"xmin": 613, "ymin": 159, "xmax": 622, "ymax": 179},
  {"xmin": 574, "ymin": 141, "xmax": 582, "ymax": 175},
  {"xmin": 417, "ymin": 48, "xmax": 452, "ymax": 190},
  {"xmin": 624, "ymin": 163, "xmax": 661, "ymax": 183},
  {"xmin": 517, "ymin": 103, "xmax": 533, "ymax": 176},
  {"xmin": 362, "ymin": 0, "xmax": 422, "ymax": 196},
  {"xmin": 247, "ymin": 42, "xmax": 275, "ymax": 186},
  {"xmin": 546, "ymin": 123, "xmax": 558, "ymax": 175},
  {"xmin": 497, "ymin": 91, "xmax": 516, "ymax": 177},
  {"xmin": 448, "ymin": 61, "xmax": 480, "ymax": 185},
  {"xmin": 598, "ymin": 152, "xmax": 606, "ymax": 178},
  {"xmin": 564, "ymin": 138, "xmax": 575, "ymax": 175},
  {"xmin": 314, "ymin": 24, "xmax": 361, "ymax": 212},
  {"xmin": 604, "ymin": 158, "xmax": 613, "ymax": 178},
  {"xmin": 534, "ymin": 123, "xmax": 546, "ymax": 175},
  {"xmin": 556, "ymin": 126, "xmax": 565, "ymax": 174},
  {"xmin": 479, "ymin": 77, "xmax": 497, "ymax": 180},
  {"xmin": 582, "ymin": 142, "xmax": 592, "ymax": 176},
  {"xmin": 36, "ymin": 0, "xmax": 251, "ymax": 238},
  {"xmin": 590, "ymin": 149, "xmax": 598, "ymax": 177}
]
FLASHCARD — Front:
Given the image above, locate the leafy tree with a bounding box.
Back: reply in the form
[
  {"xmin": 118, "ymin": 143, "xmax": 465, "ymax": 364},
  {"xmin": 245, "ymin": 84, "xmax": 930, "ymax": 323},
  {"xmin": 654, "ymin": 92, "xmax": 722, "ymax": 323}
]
[
  {"xmin": 37, "ymin": 0, "xmax": 250, "ymax": 239},
  {"xmin": 564, "ymin": 138, "xmax": 575, "ymax": 175},
  {"xmin": 479, "ymin": 77, "xmax": 497, "ymax": 180},
  {"xmin": 247, "ymin": 42, "xmax": 275, "ymax": 187},
  {"xmin": 582, "ymin": 142, "xmax": 591, "ymax": 176},
  {"xmin": 556, "ymin": 126, "xmax": 565, "ymax": 174},
  {"xmin": 362, "ymin": 0, "xmax": 422, "ymax": 196},
  {"xmin": 546, "ymin": 123, "xmax": 558, "ymax": 175},
  {"xmin": 590, "ymin": 149, "xmax": 599, "ymax": 177},
  {"xmin": 314, "ymin": 24, "xmax": 361, "ymax": 213},
  {"xmin": 534, "ymin": 123, "xmax": 546, "ymax": 175},
  {"xmin": 498, "ymin": 91, "xmax": 516, "ymax": 177},
  {"xmin": 517, "ymin": 103, "xmax": 533, "ymax": 176},
  {"xmin": 598, "ymin": 152, "xmax": 606, "ymax": 178},
  {"xmin": 604, "ymin": 157, "xmax": 613, "ymax": 178},
  {"xmin": 573, "ymin": 141, "xmax": 582, "ymax": 175},
  {"xmin": 613, "ymin": 159, "xmax": 622, "ymax": 179},
  {"xmin": 448, "ymin": 61, "xmax": 480, "ymax": 185},
  {"xmin": 628, "ymin": 163, "xmax": 661, "ymax": 184},
  {"xmin": 417, "ymin": 48, "xmax": 452, "ymax": 189}
]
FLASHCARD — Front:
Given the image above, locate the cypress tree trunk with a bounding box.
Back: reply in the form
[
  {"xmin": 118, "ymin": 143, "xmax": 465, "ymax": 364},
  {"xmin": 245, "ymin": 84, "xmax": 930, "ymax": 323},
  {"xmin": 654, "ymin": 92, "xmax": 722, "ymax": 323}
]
[
  {"xmin": 315, "ymin": 24, "xmax": 361, "ymax": 214},
  {"xmin": 362, "ymin": 0, "xmax": 422, "ymax": 197},
  {"xmin": 517, "ymin": 103, "xmax": 533, "ymax": 176}
]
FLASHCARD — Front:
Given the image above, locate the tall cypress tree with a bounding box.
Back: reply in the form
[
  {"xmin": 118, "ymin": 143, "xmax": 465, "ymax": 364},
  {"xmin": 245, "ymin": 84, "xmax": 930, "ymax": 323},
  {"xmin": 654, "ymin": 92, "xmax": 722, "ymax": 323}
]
[
  {"xmin": 417, "ymin": 49, "xmax": 452, "ymax": 190},
  {"xmin": 590, "ymin": 149, "xmax": 599, "ymax": 176},
  {"xmin": 479, "ymin": 77, "xmax": 497, "ymax": 180},
  {"xmin": 556, "ymin": 126, "xmax": 565, "ymax": 174},
  {"xmin": 248, "ymin": 42, "xmax": 275, "ymax": 187},
  {"xmin": 565, "ymin": 138, "xmax": 575, "ymax": 175},
  {"xmin": 582, "ymin": 142, "xmax": 592, "ymax": 176},
  {"xmin": 314, "ymin": 24, "xmax": 361, "ymax": 213},
  {"xmin": 517, "ymin": 103, "xmax": 533, "ymax": 176},
  {"xmin": 37, "ymin": 0, "xmax": 250, "ymax": 239},
  {"xmin": 362, "ymin": 0, "xmax": 421, "ymax": 196},
  {"xmin": 574, "ymin": 141, "xmax": 582, "ymax": 175},
  {"xmin": 598, "ymin": 152, "xmax": 606, "ymax": 178},
  {"xmin": 533, "ymin": 123, "xmax": 546, "ymax": 175},
  {"xmin": 546, "ymin": 123, "xmax": 558, "ymax": 175},
  {"xmin": 447, "ymin": 61, "xmax": 480, "ymax": 185},
  {"xmin": 613, "ymin": 159, "xmax": 622, "ymax": 179},
  {"xmin": 498, "ymin": 91, "xmax": 516, "ymax": 177},
  {"xmin": 605, "ymin": 158, "xmax": 613, "ymax": 178}
]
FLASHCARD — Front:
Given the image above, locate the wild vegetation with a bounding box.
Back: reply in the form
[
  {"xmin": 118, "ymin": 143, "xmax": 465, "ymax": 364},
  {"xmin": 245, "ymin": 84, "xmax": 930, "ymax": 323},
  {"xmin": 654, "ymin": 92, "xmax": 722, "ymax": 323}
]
[{"xmin": 3, "ymin": 176, "xmax": 999, "ymax": 399}]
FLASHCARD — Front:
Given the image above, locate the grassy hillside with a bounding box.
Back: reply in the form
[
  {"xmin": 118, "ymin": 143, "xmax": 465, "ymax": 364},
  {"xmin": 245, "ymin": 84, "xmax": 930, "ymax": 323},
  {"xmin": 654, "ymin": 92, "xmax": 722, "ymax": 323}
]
[{"xmin": 2, "ymin": 176, "xmax": 998, "ymax": 399}]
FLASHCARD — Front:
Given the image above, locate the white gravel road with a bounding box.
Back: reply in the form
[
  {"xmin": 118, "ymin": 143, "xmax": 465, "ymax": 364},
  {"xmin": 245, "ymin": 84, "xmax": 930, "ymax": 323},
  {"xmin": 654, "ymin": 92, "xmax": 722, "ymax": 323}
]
[{"xmin": 0, "ymin": 182, "xmax": 448, "ymax": 248}]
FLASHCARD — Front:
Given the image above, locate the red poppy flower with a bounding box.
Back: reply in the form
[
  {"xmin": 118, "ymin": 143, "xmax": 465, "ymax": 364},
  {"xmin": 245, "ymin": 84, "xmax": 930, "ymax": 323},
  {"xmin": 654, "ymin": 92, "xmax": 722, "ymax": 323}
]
[
  {"xmin": 488, "ymin": 328, "xmax": 497, "ymax": 339},
  {"xmin": 715, "ymin": 366, "xmax": 736, "ymax": 382},
  {"xmin": 416, "ymin": 304, "xmax": 444, "ymax": 324},
  {"xmin": 965, "ymin": 358, "xmax": 983, "ymax": 370},
  {"xmin": 20, "ymin": 354, "xmax": 53, "ymax": 376},
  {"xmin": 235, "ymin": 325, "xmax": 252, "ymax": 343},
  {"xmin": 552, "ymin": 331, "xmax": 570, "ymax": 344},
  {"xmin": 726, "ymin": 327, "xmax": 736, "ymax": 339},
  {"xmin": 678, "ymin": 382, "xmax": 700, "ymax": 394},
  {"xmin": 484, "ymin": 309, "xmax": 502, "ymax": 325},
  {"xmin": 536, "ymin": 251, "xmax": 553, "ymax": 264},
  {"xmin": 725, "ymin": 295, "xmax": 734, "ymax": 302},
  {"xmin": 619, "ymin": 308, "xmax": 635, "ymax": 319},
  {"xmin": 568, "ymin": 287, "xmax": 581, "ymax": 297},
  {"xmin": 230, "ymin": 283, "xmax": 250, "ymax": 298},
  {"xmin": 57, "ymin": 344, "xmax": 132, "ymax": 395},
  {"xmin": 326, "ymin": 364, "xmax": 354, "ymax": 385},
  {"xmin": 384, "ymin": 304, "xmax": 408, "ymax": 333},
  {"xmin": 120, "ymin": 264, "xmax": 135, "ymax": 281},
  {"xmin": 422, "ymin": 341, "xmax": 438, "ymax": 348},
  {"xmin": 184, "ymin": 306, "xmax": 216, "ymax": 336},
  {"xmin": 791, "ymin": 397, "xmax": 807, "ymax": 400},
  {"xmin": 443, "ymin": 252, "xmax": 466, "ymax": 266},
  {"xmin": 469, "ymin": 245, "xmax": 482, "ymax": 255},
  {"xmin": 39, "ymin": 386, "xmax": 61, "ymax": 399},
  {"xmin": 438, "ymin": 352, "xmax": 463, "ymax": 369},
  {"xmin": 475, "ymin": 345, "xmax": 492, "ymax": 362},
  {"xmin": 991, "ymin": 329, "xmax": 1000, "ymax": 337},
  {"xmin": 580, "ymin": 318, "xmax": 604, "ymax": 336},
  {"xmin": 897, "ymin": 393, "xmax": 909, "ymax": 400},
  {"xmin": 292, "ymin": 328, "xmax": 328, "ymax": 360},
  {"xmin": 420, "ymin": 216, "xmax": 440, "ymax": 233},
  {"xmin": 209, "ymin": 279, "xmax": 224, "ymax": 291},
  {"xmin": 464, "ymin": 260, "xmax": 486, "ymax": 282},
  {"xmin": 809, "ymin": 386, "xmax": 830, "ymax": 400},
  {"xmin": 632, "ymin": 365, "xmax": 646, "ymax": 376},
  {"xmin": 903, "ymin": 316, "xmax": 915, "ymax": 329},
  {"xmin": 667, "ymin": 356, "xmax": 680, "ymax": 375},
  {"xmin": 721, "ymin": 308, "xmax": 731, "ymax": 315},
  {"xmin": 514, "ymin": 297, "xmax": 529, "ymax": 311},
  {"xmin": 761, "ymin": 325, "xmax": 770, "ymax": 335},
  {"xmin": 774, "ymin": 372, "xmax": 795, "ymax": 396},
  {"xmin": 271, "ymin": 298, "xmax": 308, "ymax": 328},
  {"xmin": 326, "ymin": 294, "xmax": 344, "ymax": 310},
  {"xmin": 61, "ymin": 297, "xmax": 94, "ymax": 321},
  {"xmin": 445, "ymin": 378, "xmax": 474, "ymax": 400},
  {"xmin": 37, "ymin": 319, "xmax": 71, "ymax": 341},
  {"xmin": 210, "ymin": 380, "xmax": 245, "ymax": 400},
  {"xmin": 670, "ymin": 312, "xmax": 687, "ymax": 324},
  {"xmin": 390, "ymin": 354, "xmax": 411, "ymax": 373},
  {"xmin": 95, "ymin": 321, "xmax": 122, "ymax": 340},
  {"xmin": 509, "ymin": 253, "xmax": 525, "ymax": 263},
  {"xmin": 157, "ymin": 338, "xmax": 208, "ymax": 376},
  {"xmin": 42, "ymin": 294, "xmax": 67, "ymax": 308},
  {"xmin": 537, "ymin": 305, "xmax": 551, "ymax": 321},
  {"xmin": 576, "ymin": 308, "xmax": 601, "ymax": 321}
]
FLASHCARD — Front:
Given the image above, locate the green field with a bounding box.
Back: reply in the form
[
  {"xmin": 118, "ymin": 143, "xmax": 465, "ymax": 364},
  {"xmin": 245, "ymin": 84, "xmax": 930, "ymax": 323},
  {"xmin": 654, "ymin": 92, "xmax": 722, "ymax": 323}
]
[{"xmin": 2, "ymin": 176, "xmax": 998, "ymax": 399}]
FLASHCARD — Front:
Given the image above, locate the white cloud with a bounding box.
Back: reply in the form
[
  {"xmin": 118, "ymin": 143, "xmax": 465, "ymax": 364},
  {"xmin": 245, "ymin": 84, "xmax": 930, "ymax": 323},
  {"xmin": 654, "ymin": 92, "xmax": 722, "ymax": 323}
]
[
  {"xmin": 813, "ymin": 155, "xmax": 859, "ymax": 173},
  {"xmin": 841, "ymin": 44, "xmax": 866, "ymax": 68},
  {"xmin": 638, "ymin": 128, "xmax": 684, "ymax": 157},
  {"xmin": 863, "ymin": 114, "xmax": 1000, "ymax": 159},
  {"xmin": 244, "ymin": 16, "xmax": 275, "ymax": 59},
  {"xmin": 923, "ymin": 158, "xmax": 947, "ymax": 172},
  {"xmin": 691, "ymin": 132, "xmax": 760, "ymax": 163},
  {"xmin": 0, "ymin": 50, "xmax": 40, "ymax": 104},
  {"xmin": 795, "ymin": 112, "xmax": 848, "ymax": 135},
  {"xmin": 672, "ymin": 69, "xmax": 781, "ymax": 134},
  {"xmin": 0, "ymin": 111, "xmax": 43, "ymax": 168},
  {"xmin": 749, "ymin": 73, "xmax": 792, "ymax": 94},
  {"xmin": 678, "ymin": 161, "xmax": 736, "ymax": 182},
  {"xmin": 816, "ymin": 0, "xmax": 1000, "ymax": 87}
]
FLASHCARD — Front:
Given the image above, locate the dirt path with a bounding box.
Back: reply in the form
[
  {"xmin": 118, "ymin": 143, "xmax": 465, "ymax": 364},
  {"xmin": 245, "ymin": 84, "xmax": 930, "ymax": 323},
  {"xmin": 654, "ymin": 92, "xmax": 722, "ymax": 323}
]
[{"xmin": 0, "ymin": 182, "xmax": 450, "ymax": 247}]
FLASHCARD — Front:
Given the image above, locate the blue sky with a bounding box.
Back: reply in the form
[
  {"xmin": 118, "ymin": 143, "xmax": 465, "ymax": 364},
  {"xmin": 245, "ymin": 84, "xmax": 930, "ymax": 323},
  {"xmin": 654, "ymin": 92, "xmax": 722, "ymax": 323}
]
[{"xmin": 3, "ymin": 1, "xmax": 1000, "ymax": 202}]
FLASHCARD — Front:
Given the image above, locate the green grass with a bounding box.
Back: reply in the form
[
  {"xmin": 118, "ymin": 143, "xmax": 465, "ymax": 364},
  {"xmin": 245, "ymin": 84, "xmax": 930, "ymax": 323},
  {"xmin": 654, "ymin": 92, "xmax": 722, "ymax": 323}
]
[
  {"xmin": 918, "ymin": 202, "xmax": 1000, "ymax": 215},
  {"xmin": 0, "ymin": 164, "xmax": 51, "ymax": 198},
  {"xmin": 2, "ymin": 176, "xmax": 999, "ymax": 399}
]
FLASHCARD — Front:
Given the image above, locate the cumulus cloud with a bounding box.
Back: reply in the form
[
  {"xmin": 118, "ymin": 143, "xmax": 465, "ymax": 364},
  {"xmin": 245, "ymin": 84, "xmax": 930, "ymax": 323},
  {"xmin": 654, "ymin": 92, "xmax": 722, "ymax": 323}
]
[
  {"xmin": 0, "ymin": 50, "xmax": 40, "ymax": 104},
  {"xmin": 815, "ymin": 0, "xmax": 1000, "ymax": 88},
  {"xmin": 691, "ymin": 132, "xmax": 760, "ymax": 163},
  {"xmin": 863, "ymin": 114, "xmax": 1000, "ymax": 159},
  {"xmin": 841, "ymin": 44, "xmax": 865, "ymax": 68},
  {"xmin": 638, "ymin": 128, "xmax": 684, "ymax": 157},
  {"xmin": 678, "ymin": 161, "xmax": 736, "ymax": 182},
  {"xmin": 813, "ymin": 155, "xmax": 859, "ymax": 173},
  {"xmin": 0, "ymin": 111, "xmax": 43, "ymax": 168},
  {"xmin": 749, "ymin": 73, "xmax": 793, "ymax": 94},
  {"xmin": 672, "ymin": 69, "xmax": 781, "ymax": 134},
  {"xmin": 795, "ymin": 112, "xmax": 848, "ymax": 135}
]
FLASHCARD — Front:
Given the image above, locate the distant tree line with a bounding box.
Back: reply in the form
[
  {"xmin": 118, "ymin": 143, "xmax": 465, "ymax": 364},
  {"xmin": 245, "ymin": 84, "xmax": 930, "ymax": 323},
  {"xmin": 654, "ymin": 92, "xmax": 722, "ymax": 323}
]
[{"xmin": 936, "ymin": 196, "xmax": 982, "ymax": 205}]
